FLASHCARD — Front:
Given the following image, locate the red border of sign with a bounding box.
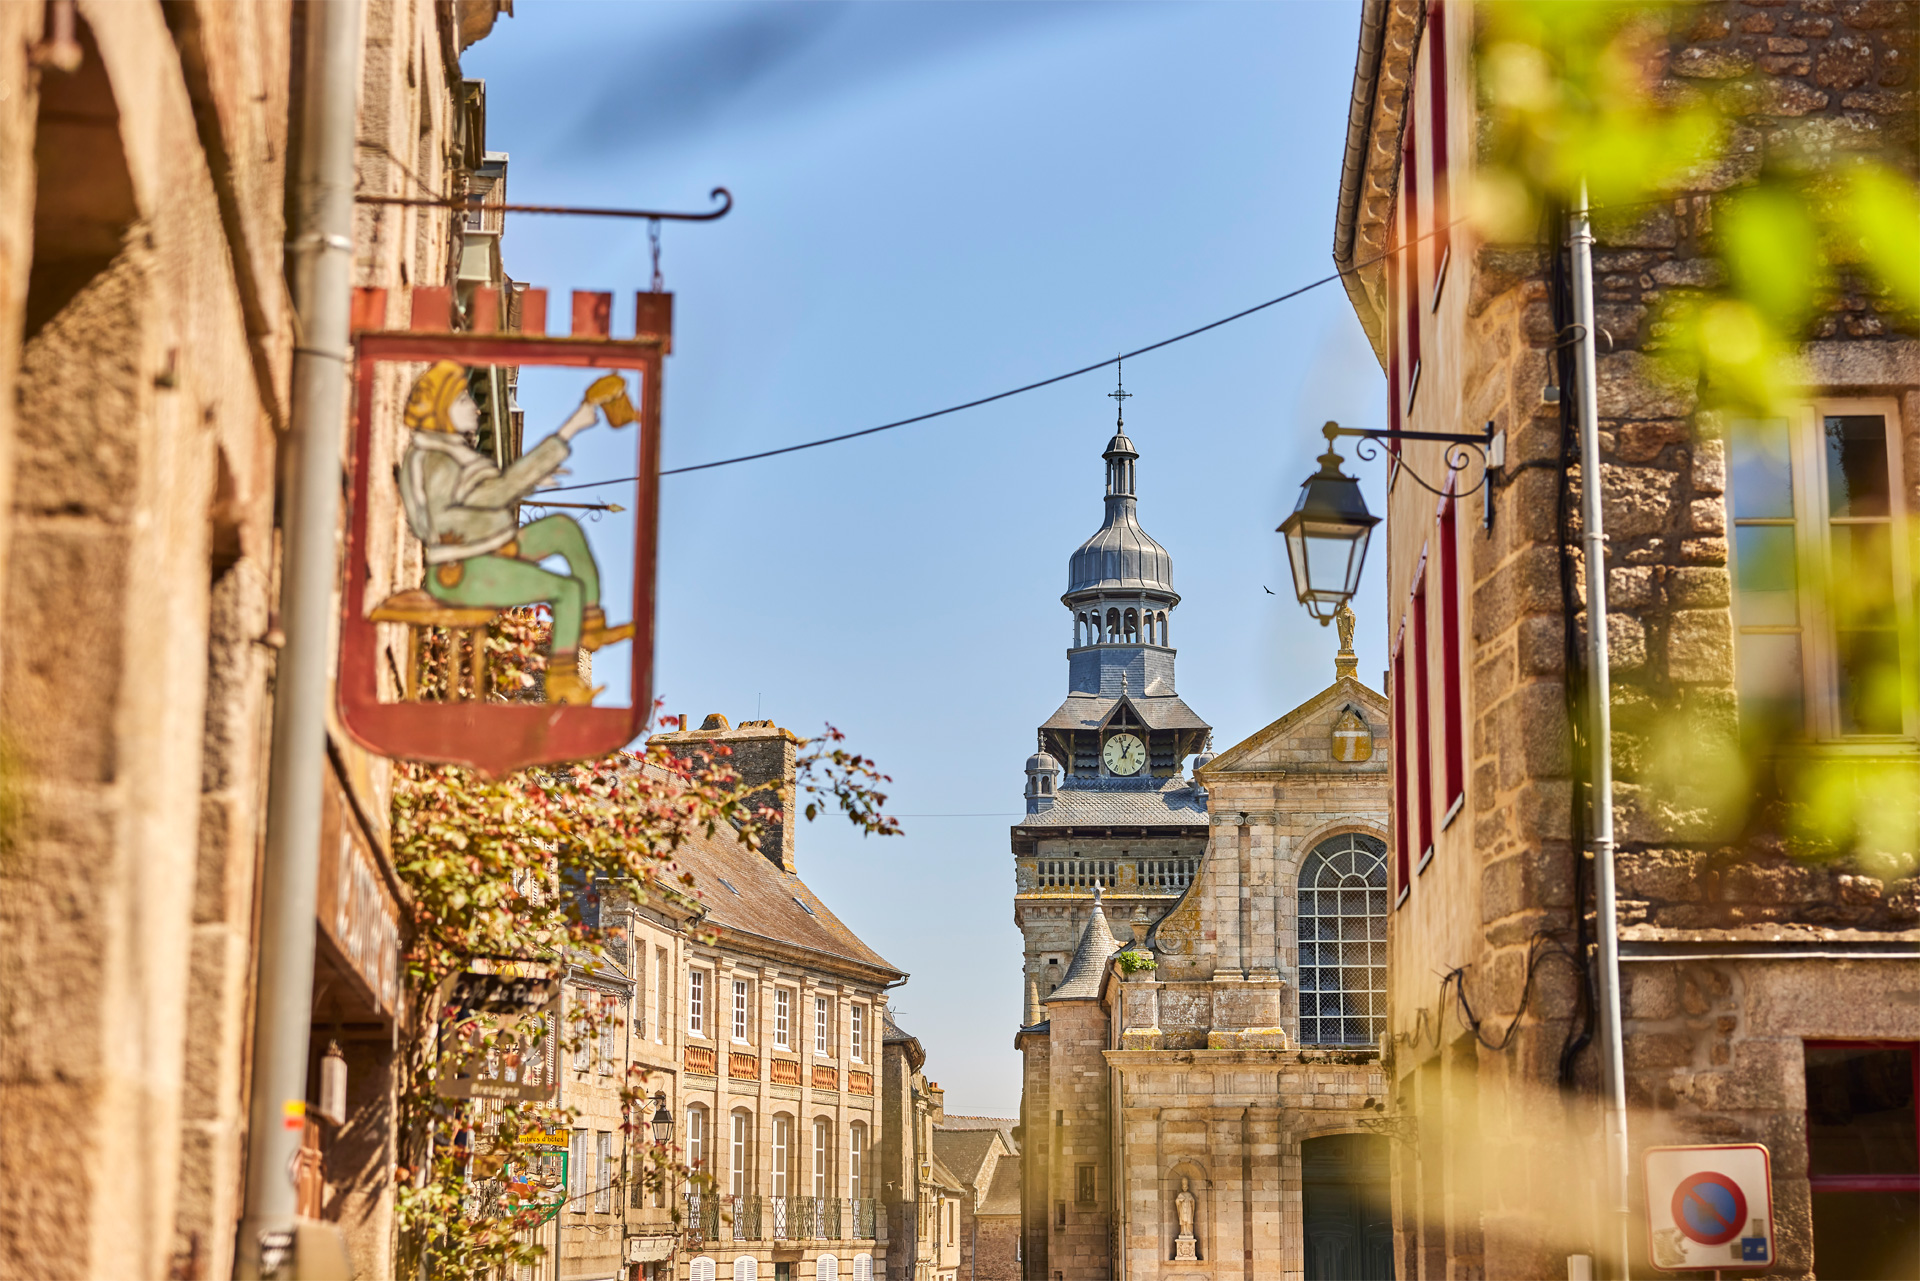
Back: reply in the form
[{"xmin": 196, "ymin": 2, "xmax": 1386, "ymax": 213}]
[
  {"xmin": 338, "ymin": 330, "xmax": 662, "ymax": 776},
  {"xmin": 1643, "ymin": 1143, "xmax": 1774, "ymax": 1273}
]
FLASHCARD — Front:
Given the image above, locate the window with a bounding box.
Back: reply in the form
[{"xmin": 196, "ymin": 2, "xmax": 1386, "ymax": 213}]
[
  {"xmin": 849, "ymin": 1123, "xmax": 865, "ymax": 1200},
  {"xmin": 1297, "ymin": 833, "xmax": 1390, "ymax": 1047},
  {"xmin": 1730, "ymin": 403, "xmax": 1912, "ymax": 740},
  {"xmin": 687, "ymin": 1106, "xmax": 707, "ymax": 1172},
  {"xmin": 732, "ymin": 979, "xmax": 750, "ymax": 1044},
  {"xmin": 691, "ymin": 1260, "xmax": 716, "ymax": 1281},
  {"xmin": 772, "ymin": 1115, "xmax": 791, "ymax": 1198},
  {"xmin": 733, "ymin": 1259, "xmax": 758, "ymax": 1281},
  {"xmin": 813, "ymin": 1119, "xmax": 831, "ymax": 1198},
  {"xmin": 599, "ymin": 998, "xmax": 618, "ymax": 1074},
  {"xmin": 852, "ymin": 1256, "xmax": 873, "ymax": 1281},
  {"xmin": 657, "ymin": 948, "xmax": 669, "ymax": 1043},
  {"xmin": 1438, "ymin": 494, "xmax": 1465, "ymax": 822},
  {"xmin": 595, "ymin": 1130, "xmax": 613, "ymax": 1213},
  {"xmin": 570, "ymin": 1128, "xmax": 589, "ymax": 1206},
  {"xmin": 690, "ymin": 970, "xmax": 706, "ymax": 1037},
  {"xmin": 731, "ymin": 1110, "xmax": 752, "ymax": 1197},
  {"xmin": 1391, "ymin": 634, "xmax": 1411, "ymax": 896},
  {"xmin": 1076, "ymin": 1164, "xmax": 1095, "ymax": 1204},
  {"xmin": 775, "ymin": 988, "xmax": 791, "ymax": 1050},
  {"xmin": 815, "ymin": 1255, "xmax": 839, "ymax": 1281},
  {"xmin": 1411, "ymin": 569, "xmax": 1435, "ymax": 867},
  {"xmin": 815, "ymin": 995, "xmax": 832, "ymax": 1056},
  {"xmin": 850, "ymin": 1003, "xmax": 865, "ymax": 1062},
  {"xmin": 1804, "ymin": 1042, "xmax": 1918, "ymax": 1279},
  {"xmin": 1426, "ymin": 0, "xmax": 1451, "ymax": 306}
]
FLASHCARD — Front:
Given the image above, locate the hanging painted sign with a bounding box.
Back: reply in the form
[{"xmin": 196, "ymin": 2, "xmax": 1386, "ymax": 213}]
[
  {"xmin": 1644, "ymin": 1143, "xmax": 1774, "ymax": 1271},
  {"xmin": 339, "ymin": 285, "xmax": 667, "ymax": 775},
  {"xmin": 438, "ymin": 963, "xmax": 563, "ymax": 1101}
]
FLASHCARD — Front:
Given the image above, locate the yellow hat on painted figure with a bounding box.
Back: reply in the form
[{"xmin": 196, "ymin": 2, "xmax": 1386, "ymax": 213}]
[{"xmin": 404, "ymin": 361, "xmax": 468, "ymax": 433}]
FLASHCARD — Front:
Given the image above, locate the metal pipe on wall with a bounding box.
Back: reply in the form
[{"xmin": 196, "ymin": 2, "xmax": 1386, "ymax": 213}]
[
  {"xmin": 235, "ymin": 0, "xmax": 364, "ymax": 1274},
  {"xmin": 1571, "ymin": 182, "xmax": 1632, "ymax": 1281}
]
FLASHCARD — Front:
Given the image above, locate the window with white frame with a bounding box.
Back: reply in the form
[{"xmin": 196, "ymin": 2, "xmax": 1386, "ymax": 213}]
[
  {"xmin": 686, "ymin": 1105, "xmax": 707, "ymax": 1173},
  {"xmin": 595, "ymin": 1130, "xmax": 613, "ymax": 1213},
  {"xmin": 1296, "ymin": 833, "xmax": 1389, "ymax": 1047},
  {"xmin": 656, "ymin": 948, "xmax": 669, "ymax": 1043},
  {"xmin": 774, "ymin": 988, "xmax": 791, "ymax": 1050},
  {"xmin": 850, "ymin": 1003, "xmax": 864, "ymax": 1062},
  {"xmin": 732, "ymin": 978, "xmax": 751, "ymax": 1044},
  {"xmin": 570, "ymin": 1128, "xmax": 589, "ymax": 1206},
  {"xmin": 730, "ymin": 1110, "xmax": 752, "ymax": 1197},
  {"xmin": 1729, "ymin": 401, "xmax": 1913, "ymax": 740},
  {"xmin": 814, "ymin": 995, "xmax": 831, "ymax": 1056},
  {"xmin": 848, "ymin": 1122, "xmax": 865, "ymax": 1200},
  {"xmin": 689, "ymin": 969, "xmax": 706, "ymax": 1037},
  {"xmin": 771, "ymin": 1114, "xmax": 791, "ymax": 1198},
  {"xmin": 598, "ymin": 997, "xmax": 617, "ymax": 1074},
  {"xmin": 813, "ymin": 1118, "xmax": 830, "ymax": 1198}
]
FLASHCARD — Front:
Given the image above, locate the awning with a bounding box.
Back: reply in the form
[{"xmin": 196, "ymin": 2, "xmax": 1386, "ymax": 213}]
[{"xmin": 626, "ymin": 1236, "xmax": 676, "ymax": 1263}]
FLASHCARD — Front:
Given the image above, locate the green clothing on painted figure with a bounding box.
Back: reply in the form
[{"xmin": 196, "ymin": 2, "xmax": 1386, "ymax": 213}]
[{"xmin": 424, "ymin": 514, "xmax": 599, "ymax": 651}]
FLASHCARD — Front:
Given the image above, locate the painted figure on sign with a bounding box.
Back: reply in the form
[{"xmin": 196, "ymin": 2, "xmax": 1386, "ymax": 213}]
[{"xmin": 395, "ymin": 361, "xmax": 635, "ymax": 704}]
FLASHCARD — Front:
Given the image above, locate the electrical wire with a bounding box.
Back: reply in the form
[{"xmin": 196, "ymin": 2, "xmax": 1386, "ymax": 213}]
[{"xmin": 538, "ymin": 225, "xmax": 1459, "ymax": 490}]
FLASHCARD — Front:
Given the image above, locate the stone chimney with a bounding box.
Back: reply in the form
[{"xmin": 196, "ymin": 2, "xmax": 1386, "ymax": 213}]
[{"xmin": 650, "ymin": 714, "xmax": 801, "ymax": 873}]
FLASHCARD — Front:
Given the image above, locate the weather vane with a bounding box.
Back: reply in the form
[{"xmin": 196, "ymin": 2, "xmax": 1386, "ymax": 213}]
[{"xmin": 1109, "ymin": 356, "xmax": 1132, "ymax": 428}]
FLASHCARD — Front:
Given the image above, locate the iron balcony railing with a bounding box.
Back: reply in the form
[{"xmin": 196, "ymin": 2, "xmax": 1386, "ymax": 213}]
[{"xmin": 684, "ymin": 1194, "xmax": 878, "ymax": 1244}]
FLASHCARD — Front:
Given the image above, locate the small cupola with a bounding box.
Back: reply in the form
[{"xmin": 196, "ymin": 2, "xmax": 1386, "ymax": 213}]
[{"xmin": 1025, "ymin": 748, "xmax": 1061, "ymax": 812}]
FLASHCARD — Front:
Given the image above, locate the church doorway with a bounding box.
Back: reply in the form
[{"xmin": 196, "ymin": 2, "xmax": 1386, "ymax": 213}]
[{"xmin": 1301, "ymin": 1133, "xmax": 1394, "ymax": 1280}]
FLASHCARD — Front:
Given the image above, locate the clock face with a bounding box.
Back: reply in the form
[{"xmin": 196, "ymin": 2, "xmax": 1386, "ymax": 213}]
[{"xmin": 1103, "ymin": 732, "xmax": 1146, "ymax": 776}]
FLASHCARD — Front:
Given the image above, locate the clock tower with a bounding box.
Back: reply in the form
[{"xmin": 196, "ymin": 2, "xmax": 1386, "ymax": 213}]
[{"xmin": 1010, "ymin": 382, "xmax": 1213, "ymax": 1275}]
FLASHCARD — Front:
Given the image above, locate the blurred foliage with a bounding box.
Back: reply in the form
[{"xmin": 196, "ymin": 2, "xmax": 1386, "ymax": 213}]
[
  {"xmin": 392, "ymin": 618, "xmax": 899, "ymax": 1278},
  {"xmin": 1476, "ymin": 0, "xmax": 1919, "ymax": 413},
  {"xmin": 1474, "ymin": 2, "xmax": 1918, "ymax": 871}
]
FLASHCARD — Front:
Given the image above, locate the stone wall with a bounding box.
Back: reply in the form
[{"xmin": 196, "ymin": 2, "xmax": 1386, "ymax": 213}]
[{"xmin": 1045, "ymin": 1001, "xmax": 1114, "ymax": 1279}]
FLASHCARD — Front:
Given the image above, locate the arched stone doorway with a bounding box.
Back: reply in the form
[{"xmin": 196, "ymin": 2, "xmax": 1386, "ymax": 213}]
[{"xmin": 1302, "ymin": 1133, "xmax": 1393, "ymax": 1280}]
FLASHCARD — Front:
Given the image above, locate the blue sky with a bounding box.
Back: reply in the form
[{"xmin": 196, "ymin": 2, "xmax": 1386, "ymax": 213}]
[{"xmin": 466, "ymin": 0, "xmax": 1384, "ymax": 1117}]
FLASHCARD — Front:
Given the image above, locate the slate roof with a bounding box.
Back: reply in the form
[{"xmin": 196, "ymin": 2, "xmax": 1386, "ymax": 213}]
[
  {"xmin": 1016, "ymin": 776, "xmax": 1209, "ymax": 829},
  {"xmin": 883, "ymin": 1005, "xmax": 925, "ymax": 1070},
  {"xmin": 1041, "ymin": 693, "xmax": 1210, "ymax": 733},
  {"xmin": 978, "ymin": 1159, "xmax": 1022, "ymax": 1218},
  {"xmin": 1045, "ymin": 895, "xmax": 1121, "ymax": 1002},
  {"xmin": 932, "ymin": 1129, "xmax": 1005, "ymax": 1189},
  {"xmin": 1067, "ymin": 429, "xmax": 1177, "ymax": 597},
  {"xmin": 939, "ymin": 1114, "xmax": 1020, "ymax": 1152},
  {"xmin": 668, "ymin": 816, "xmax": 903, "ymax": 981}
]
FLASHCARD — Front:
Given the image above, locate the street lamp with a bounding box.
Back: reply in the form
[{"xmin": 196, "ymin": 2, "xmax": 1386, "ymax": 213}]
[
  {"xmin": 1277, "ymin": 424, "xmax": 1380, "ymax": 625},
  {"xmin": 651, "ymin": 1092, "xmax": 674, "ymax": 1145}
]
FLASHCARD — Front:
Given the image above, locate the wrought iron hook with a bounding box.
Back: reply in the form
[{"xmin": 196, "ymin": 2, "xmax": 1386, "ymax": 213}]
[{"xmin": 355, "ymin": 187, "xmax": 734, "ymax": 222}]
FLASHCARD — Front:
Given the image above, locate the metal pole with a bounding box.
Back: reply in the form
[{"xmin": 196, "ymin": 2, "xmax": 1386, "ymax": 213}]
[
  {"xmin": 236, "ymin": 1, "xmax": 363, "ymax": 1274},
  {"xmin": 1571, "ymin": 182, "xmax": 1631, "ymax": 1280}
]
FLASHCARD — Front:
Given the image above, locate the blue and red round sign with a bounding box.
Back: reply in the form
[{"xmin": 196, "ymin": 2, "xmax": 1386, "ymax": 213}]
[{"xmin": 1671, "ymin": 1172, "xmax": 1748, "ymax": 1247}]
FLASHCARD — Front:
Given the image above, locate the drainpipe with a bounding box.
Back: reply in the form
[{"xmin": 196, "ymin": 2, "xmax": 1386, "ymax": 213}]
[
  {"xmin": 1571, "ymin": 182, "xmax": 1631, "ymax": 1281},
  {"xmin": 235, "ymin": 1, "xmax": 363, "ymax": 1275}
]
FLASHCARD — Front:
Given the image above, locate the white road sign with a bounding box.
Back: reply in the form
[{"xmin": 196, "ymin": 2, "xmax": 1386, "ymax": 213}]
[{"xmin": 1644, "ymin": 1143, "xmax": 1774, "ymax": 1272}]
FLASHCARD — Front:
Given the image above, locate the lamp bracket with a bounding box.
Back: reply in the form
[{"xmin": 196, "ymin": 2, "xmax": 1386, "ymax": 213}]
[{"xmin": 1324, "ymin": 422, "xmax": 1500, "ymax": 526}]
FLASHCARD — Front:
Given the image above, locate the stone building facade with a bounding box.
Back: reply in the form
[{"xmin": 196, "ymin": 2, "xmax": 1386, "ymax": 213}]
[
  {"xmin": 0, "ymin": 3, "xmax": 506, "ymax": 1277},
  {"xmin": 1013, "ymin": 398, "xmax": 1397, "ymax": 1279},
  {"xmin": 1332, "ymin": 2, "xmax": 1920, "ymax": 1278},
  {"xmin": 650, "ymin": 716, "xmax": 900, "ymax": 1281},
  {"xmin": 931, "ymin": 1117, "xmax": 1020, "ymax": 1281}
]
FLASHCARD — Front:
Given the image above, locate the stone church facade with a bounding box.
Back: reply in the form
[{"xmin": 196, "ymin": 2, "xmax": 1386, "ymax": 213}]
[{"xmin": 1012, "ymin": 403, "xmax": 1397, "ymax": 1280}]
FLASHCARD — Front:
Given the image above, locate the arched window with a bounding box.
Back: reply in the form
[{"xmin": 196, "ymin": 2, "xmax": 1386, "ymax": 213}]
[
  {"xmin": 813, "ymin": 1117, "xmax": 833, "ymax": 1198},
  {"xmin": 686, "ymin": 1104, "xmax": 709, "ymax": 1174},
  {"xmin": 816, "ymin": 1254, "xmax": 840, "ymax": 1281},
  {"xmin": 1296, "ymin": 833, "xmax": 1389, "ymax": 1046},
  {"xmin": 852, "ymin": 1255, "xmax": 874, "ymax": 1281},
  {"xmin": 771, "ymin": 1113, "xmax": 792, "ymax": 1198},
  {"xmin": 1157, "ymin": 611, "xmax": 1168, "ymax": 645},
  {"xmin": 733, "ymin": 1257, "xmax": 759, "ymax": 1281},
  {"xmin": 691, "ymin": 1258, "xmax": 716, "ymax": 1281},
  {"xmin": 1106, "ymin": 608, "xmax": 1121, "ymax": 641}
]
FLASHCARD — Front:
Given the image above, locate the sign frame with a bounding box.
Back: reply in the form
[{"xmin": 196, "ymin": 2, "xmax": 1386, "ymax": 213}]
[
  {"xmin": 1644, "ymin": 1142, "xmax": 1775, "ymax": 1273},
  {"xmin": 338, "ymin": 291, "xmax": 666, "ymax": 776}
]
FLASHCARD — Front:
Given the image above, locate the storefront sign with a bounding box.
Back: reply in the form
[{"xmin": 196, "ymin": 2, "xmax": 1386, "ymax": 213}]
[
  {"xmin": 316, "ymin": 772, "xmax": 401, "ymax": 1017},
  {"xmin": 337, "ymin": 286, "xmax": 667, "ymax": 776}
]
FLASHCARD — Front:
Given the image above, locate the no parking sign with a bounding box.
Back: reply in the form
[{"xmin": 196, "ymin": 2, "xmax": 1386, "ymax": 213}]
[{"xmin": 1644, "ymin": 1144, "xmax": 1774, "ymax": 1272}]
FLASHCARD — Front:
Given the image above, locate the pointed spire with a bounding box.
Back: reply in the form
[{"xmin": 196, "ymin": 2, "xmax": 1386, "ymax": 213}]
[{"xmin": 1109, "ymin": 356, "xmax": 1131, "ymax": 430}]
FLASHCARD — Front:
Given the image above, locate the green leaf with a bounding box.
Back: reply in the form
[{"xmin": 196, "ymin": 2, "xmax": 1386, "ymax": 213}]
[
  {"xmin": 1719, "ymin": 182, "xmax": 1827, "ymax": 330},
  {"xmin": 1843, "ymin": 163, "xmax": 1920, "ymax": 315}
]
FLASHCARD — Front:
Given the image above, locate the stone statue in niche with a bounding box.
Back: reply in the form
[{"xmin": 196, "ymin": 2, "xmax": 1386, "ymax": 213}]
[{"xmin": 1174, "ymin": 1176, "xmax": 1198, "ymax": 1261}]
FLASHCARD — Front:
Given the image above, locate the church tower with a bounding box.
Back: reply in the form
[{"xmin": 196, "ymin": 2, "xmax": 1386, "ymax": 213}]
[{"xmin": 1011, "ymin": 379, "xmax": 1212, "ymax": 1278}]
